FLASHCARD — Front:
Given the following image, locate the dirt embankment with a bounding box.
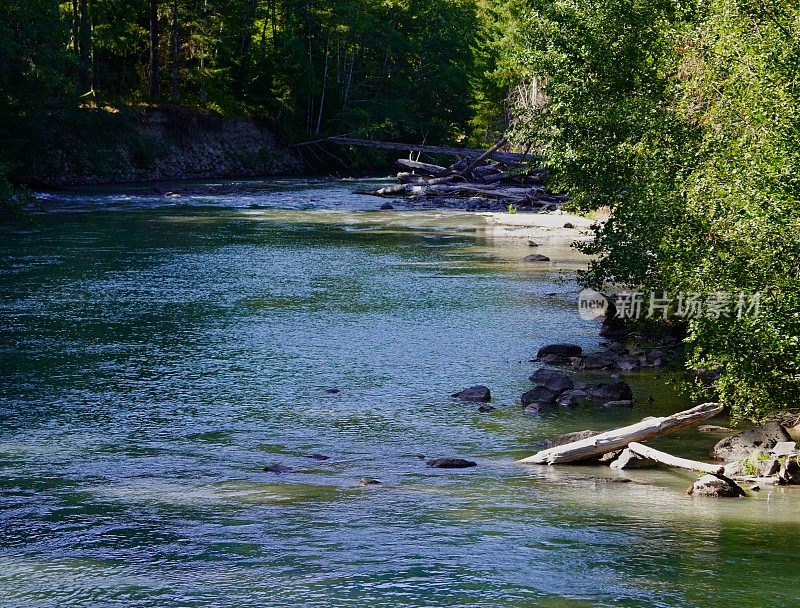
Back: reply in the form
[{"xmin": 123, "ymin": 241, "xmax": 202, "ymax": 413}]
[{"xmin": 20, "ymin": 106, "xmax": 305, "ymax": 187}]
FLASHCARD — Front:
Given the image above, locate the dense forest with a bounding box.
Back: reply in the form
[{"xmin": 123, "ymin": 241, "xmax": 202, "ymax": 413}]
[{"xmin": 2, "ymin": 0, "xmax": 799, "ymax": 421}]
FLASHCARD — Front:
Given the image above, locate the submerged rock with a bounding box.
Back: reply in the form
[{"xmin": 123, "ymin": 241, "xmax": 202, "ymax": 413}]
[
  {"xmin": 688, "ymin": 475, "xmax": 743, "ymax": 497},
  {"xmin": 359, "ymin": 477, "xmax": 382, "ymax": 485},
  {"xmin": 587, "ymin": 381, "xmax": 633, "ymax": 404},
  {"xmin": 305, "ymin": 453, "xmax": 331, "ymax": 461},
  {"xmin": 709, "ymin": 422, "xmax": 792, "ymax": 461},
  {"xmin": 451, "ymin": 385, "xmax": 492, "ymax": 403},
  {"xmin": 263, "ymin": 463, "xmax": 292, "ymax": 474},
  {"xmin": 602, "ymin": 400, "xmax": 634, "ymax": 409},
  {"xmin": 698, "ymin": 425, "xmax": 736, "ymax": 433},
  {"xmin": 478, "ymin": 404, "xmax": 496, "ymax": 413},
  {"xmin": 379, "ymin": 202, "xmax": 394, "ymax": 210},
  {"xmin": 557, "ymin": 389, "xmax": 590, "ymax": 407},
  {"xmin": 524, "ymin": 254, "xmax": 550, "ymax": 262},
  {"xmin": 426, "ymin": 457, "xmax": 477, "ymax": 469}
]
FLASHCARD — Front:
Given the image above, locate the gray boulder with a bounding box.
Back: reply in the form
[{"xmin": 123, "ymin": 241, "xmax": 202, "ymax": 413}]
[
  {"xmin": 524, "ymin": 254, "xmax": 550, "ymax": 262},
  {"xmin": 709, "ymin": 422, "xmax": 792, "ymax": 462},
  {"xmin": 688, "ymin": 475, "xmax": 744, "ymax": 497},
  {"xmin": 609, "ymin": 448, "xmax": 656, "ymax": 469},
  {"xmin": 452, "ymin": 385, "xmax": 491, "ymax": 403}
]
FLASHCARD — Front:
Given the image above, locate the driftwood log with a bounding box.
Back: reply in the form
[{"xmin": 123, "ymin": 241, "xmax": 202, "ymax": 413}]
[
  {"xmin": 626, "ymin": 442, "xmax": 746, "ymax": 496},
  {"xmin": 519, "ymin": 403, "xmax": 723, "ymax": 464},
  {"xmin": 626, "ymin": 442, "xmax": 724, "ymax": 475}
]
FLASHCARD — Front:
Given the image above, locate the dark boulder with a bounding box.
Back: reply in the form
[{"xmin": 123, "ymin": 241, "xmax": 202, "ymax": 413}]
[
  {"xmin": 529, "ymin": 368, "xmax": 574, "ymax": 393},
  {"xmin": 478, "ymin": 404, "xmax": 496, "ymax": 413},
  {"xmin": 379, "ymin": 202, "xmax": 394, "ymax": 210},
  {"xmin": 588, "ymin": 381, "xmax": 633, "ymax": 403},
  {"xmin": 709, "ymin": 422, "xmax": 792, "ymax": 461},
  {"xmin": 524, "ymin": 254, "xmax": 550, "ymax": 262},
  {"xmin": 537, "ymin": 344, "xmax": 583, "ymax": 359},
  {"xmin": 426, "ymin": 457, "xmax": 477, "ymax": 469},
  {"xmin": 521, "ymin": 385, "xmax": 559, "ymax": 406},
  {"xmin": 451, "ymin": 385, "xmax": 491, "ymax": 403},
  {"xmin": 580, "ymin": 353, "xmax": 617, "ymax": 370}
]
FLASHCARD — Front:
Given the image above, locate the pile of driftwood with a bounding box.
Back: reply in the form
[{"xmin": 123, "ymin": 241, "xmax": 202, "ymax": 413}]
[
  {"xmin": 363, "ymin": 138, "xmax": 565, "ymax": 208},
  {"xmin": 519, "ymin": 403, "xmax": 799, "ymax": 497}
]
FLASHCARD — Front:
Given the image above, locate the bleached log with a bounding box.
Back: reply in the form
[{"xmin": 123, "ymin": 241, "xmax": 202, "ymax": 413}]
[
  {"xmin": 626, "ymin": 442, "xmax": 724, "ymax": 475},
  {"xmin": 519, "ymin": 403, "xmax": 723, "ymax": 464},
  {"xmin": 396, "ymin": 158, "xmax": 448, "ymax": 175}
]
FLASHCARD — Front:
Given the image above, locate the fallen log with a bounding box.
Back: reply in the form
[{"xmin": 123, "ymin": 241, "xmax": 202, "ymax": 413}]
[
  {"xmin": 626, "ymin": 442, "xmax": 747, "ymax": 496},
  {"xmin": 519, "ymin": 403, "xmax": 723, "ymax": 464},
  {"xmin": 296, "ymin": 136, "xmax": 538, "ymax": 164},
  {"xmin": 396, "ymin": 158, "xmax": 448, "ymax": 175},
  {"xmin": 460, "ymin": 137, "xmax": 508, "ymax": 177},
  {"xmin": 626, "ymin": 442, "xmax": 724, "ymax": 475}
]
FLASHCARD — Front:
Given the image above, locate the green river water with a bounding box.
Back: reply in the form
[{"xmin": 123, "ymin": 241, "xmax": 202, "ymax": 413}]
[{"xmin": 0, "ymin": 179, "xmax": 798, "ymax": 607}]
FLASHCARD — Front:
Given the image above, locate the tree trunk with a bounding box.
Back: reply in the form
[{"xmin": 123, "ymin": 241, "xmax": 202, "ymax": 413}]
[
  {"xmin": 149, "ymin": 0, "xmax": 160, "ymax": 101},
  {"xmin": 78, "ymin": 0, "xmax": 91, "ymax": 93},
  {"xmin": 235, "ymin": 0, "xmax": 257, "ymax": 99},
  {"xmin": 518, "ymin": 403, "xmax": 724, "ymax": 464},
  {"xmin": 170, "ymin": 0, "xmax": 179, "ymax": 102},
  {"xmin": 315, "ymin": 41, "xmax": 329, "ymax": 134}
]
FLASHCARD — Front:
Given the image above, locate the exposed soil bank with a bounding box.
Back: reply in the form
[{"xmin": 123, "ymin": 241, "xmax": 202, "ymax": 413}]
[{"xmin": 18, "ymin": 106, "xmax": 304, "ymax": 187}]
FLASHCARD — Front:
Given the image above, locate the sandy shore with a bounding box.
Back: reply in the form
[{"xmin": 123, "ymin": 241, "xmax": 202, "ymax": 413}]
[{"xmin": 482, "ymin": 209, "xmax": 599, "ymax": 242}]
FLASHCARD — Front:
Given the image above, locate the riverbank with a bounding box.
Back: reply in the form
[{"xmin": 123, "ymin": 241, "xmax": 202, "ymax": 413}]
[{"xmin": 15, "ymin": 106, "xmax": 305, "ymax": 188}]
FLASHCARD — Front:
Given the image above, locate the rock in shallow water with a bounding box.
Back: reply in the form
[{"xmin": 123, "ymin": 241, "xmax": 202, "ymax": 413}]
[
  {"xmin": 359, "ymin": 477, "xmax": 382, "ymax": 485},
  {"xmin": 688, "ymin": 475, "xmax": 743, "ymax": 497},
  {"xmin": 451, "ymin": 385, "xmax": 492, "ymax": 402},
  {"xmin": 587, "ymin": 381, "xmax": 633, "ymax": 403},
  {"xmin": 529, "ymin": 368, "xmax": 574, "ymax": 393},
  {"xmin": 709, "ymin": 422, "xmax": 791, "ymax": 461},
  {"xmin": 524, "ymin": 254, "xmax": 550, "ymax": 262},
  {"xmin": 478, "ymin": 404, "xmax": 496, "ymax": 413},
  {"xmin": 263, "ymin": 463, "xmax": 292, "ymax": 474},
  {"xmin": 426, "ymin": 458, "xmax": 477, "ymax": 469},
  {"xmin": 537, "ymin": 344, "xmax": 583, "ymax": 359},
  {"xmin": 521, "ymin": 385, "xmax": 558, "ymax": 406}
]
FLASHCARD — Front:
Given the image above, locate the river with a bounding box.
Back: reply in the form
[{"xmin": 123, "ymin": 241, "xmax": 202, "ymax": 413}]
[{"xmin": 0, "ymin": 179, "xmax": 797, "ymax": 607}]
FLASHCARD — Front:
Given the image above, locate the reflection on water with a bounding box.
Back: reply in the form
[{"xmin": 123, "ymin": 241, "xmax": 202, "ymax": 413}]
[{"xmin": 0, "ymin": 179, "xmax": 798, "ymax": 607}]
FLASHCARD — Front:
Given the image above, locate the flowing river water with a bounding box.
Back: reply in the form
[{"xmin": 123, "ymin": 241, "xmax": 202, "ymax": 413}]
[{"xmin": 0, "ymin": 179, "xmax": 798, "ymax": 607}]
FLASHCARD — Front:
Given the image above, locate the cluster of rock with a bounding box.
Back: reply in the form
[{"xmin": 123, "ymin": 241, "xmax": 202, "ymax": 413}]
[
  {"xmin": 537, "ymin": 340, "xmax": 681, "ymax": 373},
  {"xmin": 522, "ymin": 368, "xmax": 632, "ymax": 413},
  {"xmin": 714, "ymin": 422, "xmax": 800, "ymax": 488}
]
